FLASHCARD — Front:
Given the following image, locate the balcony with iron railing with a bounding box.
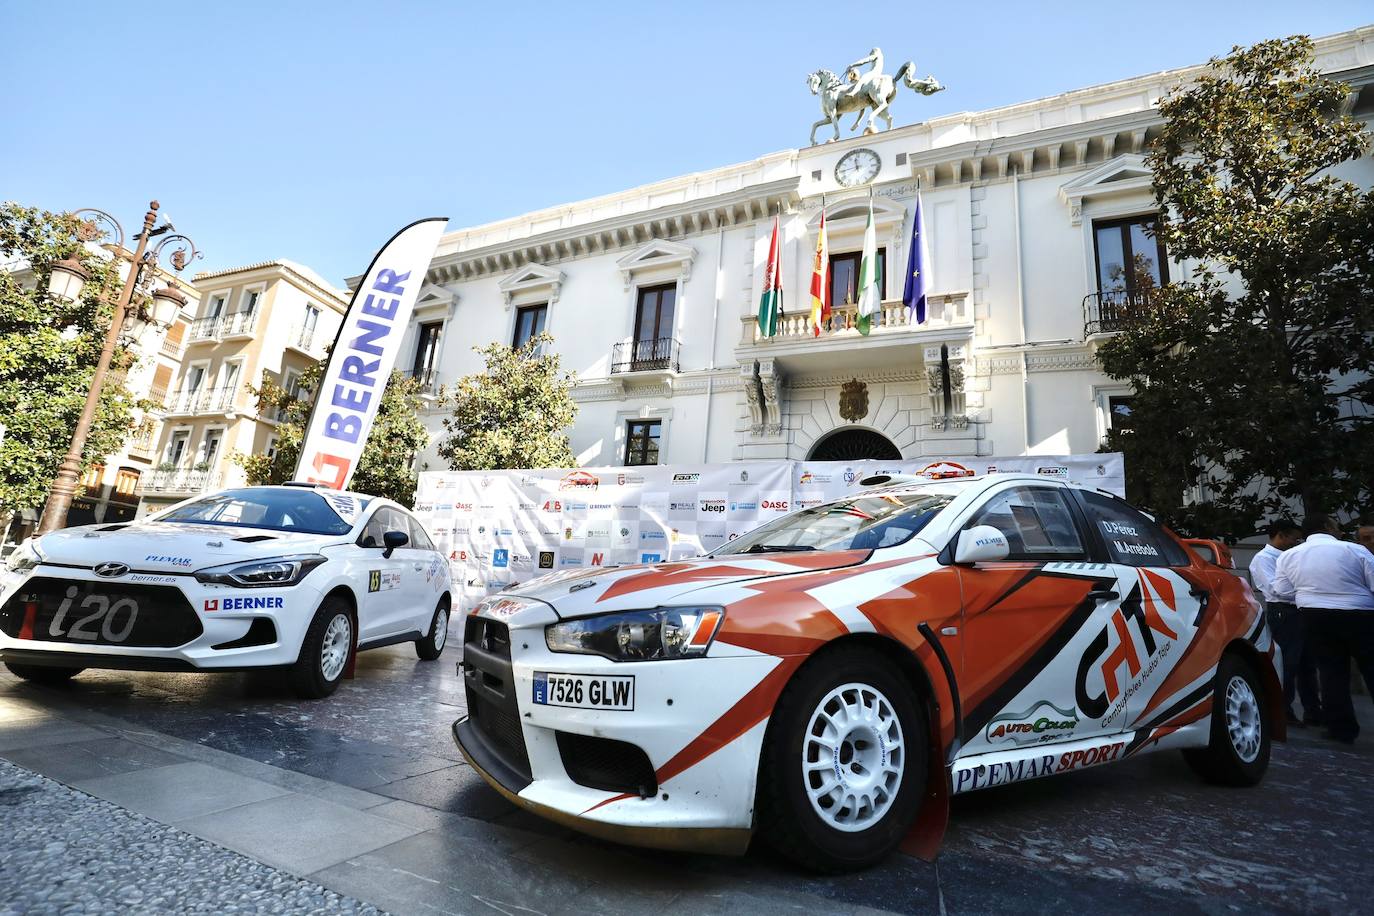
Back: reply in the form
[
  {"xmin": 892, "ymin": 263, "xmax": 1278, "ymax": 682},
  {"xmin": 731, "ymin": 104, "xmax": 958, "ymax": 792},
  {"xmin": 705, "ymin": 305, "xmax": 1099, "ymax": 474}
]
[
  {"xmin": 160, "ymin": 333, "xmax": 184, "ymax": 359},
  {"xmin": 128, "ymin": 423, "xmax": 157, "ymax": 458},
  {"xmin": 611, "ymin": 337, "xmax": 681, "ymax": 375},
  {"xmin": 188, "ymin": 315, "xmax": 221, "ymax": 343},
  {"xmin": 286, "ymin": 323, "xmax": 322, "ymax": 355},
  {"xmin": 163, "ymin": 385, "xmax": 242, "ymax": 416},
  {"xmin": 137, "ymin": 467, "xmax": 221, "ymax": 496},
  {"xmin": 399, "ymin": 366, "xmax": 441, "ymax": 396},
  {"xmin": 219, "ymin": 311, "xmax": 259, "ymax": 339},
  {"xmin": 1083, "ymin": 288, "xmax": 1158, "ymax": 337}
]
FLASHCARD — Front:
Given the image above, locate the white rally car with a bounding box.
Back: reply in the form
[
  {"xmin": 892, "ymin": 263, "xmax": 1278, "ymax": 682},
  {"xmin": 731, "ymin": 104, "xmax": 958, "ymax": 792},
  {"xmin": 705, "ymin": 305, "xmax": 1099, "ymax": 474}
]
[
  {"xmin": 0, "ymin": 484, "xmax": 454, "ymax": 698},
  {"xmin": 452, "ymin": 473, "xmax": 1282, "ymax": 870}
]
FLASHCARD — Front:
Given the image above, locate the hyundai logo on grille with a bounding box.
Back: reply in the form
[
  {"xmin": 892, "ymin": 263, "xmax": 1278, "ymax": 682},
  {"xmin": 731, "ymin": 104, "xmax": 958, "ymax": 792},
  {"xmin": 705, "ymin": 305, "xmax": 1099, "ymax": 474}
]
[{"xmin": 93, "ymin": 562, "xmax": 129, "ymax": 578}]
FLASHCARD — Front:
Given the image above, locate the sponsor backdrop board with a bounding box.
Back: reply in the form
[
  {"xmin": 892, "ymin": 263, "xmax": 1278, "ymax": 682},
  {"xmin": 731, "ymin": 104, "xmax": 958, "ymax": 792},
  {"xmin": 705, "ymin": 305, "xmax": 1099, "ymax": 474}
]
[{"xmin": 413, "ymin": 455, "xmax": 1123, "ymax": 612}]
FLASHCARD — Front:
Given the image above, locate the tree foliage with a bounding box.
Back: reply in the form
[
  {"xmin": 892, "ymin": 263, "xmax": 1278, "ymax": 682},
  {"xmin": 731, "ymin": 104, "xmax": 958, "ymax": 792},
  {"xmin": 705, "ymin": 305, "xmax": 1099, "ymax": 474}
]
[
  {"xmin": 438, "ymin": 334, "xmax": 578, "ymax": 470},
  {"xmin": 0, "ymin": 203, "xmax": 140, "ymax": 517},
  {"xmin": 1098, "ymin": 36, "xmax": 1374, "ymax": 539},
  {"xmin": 233, "ymin": 358, "xmax": 433, "ymax": 507}
]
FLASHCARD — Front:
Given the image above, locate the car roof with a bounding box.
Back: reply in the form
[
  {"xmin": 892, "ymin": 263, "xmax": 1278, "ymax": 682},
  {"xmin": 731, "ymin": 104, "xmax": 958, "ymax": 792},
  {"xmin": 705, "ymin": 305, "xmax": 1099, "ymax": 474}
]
[{"xmin": 867, "ymin": 473, "xmax": 1086, "ymax": 498}]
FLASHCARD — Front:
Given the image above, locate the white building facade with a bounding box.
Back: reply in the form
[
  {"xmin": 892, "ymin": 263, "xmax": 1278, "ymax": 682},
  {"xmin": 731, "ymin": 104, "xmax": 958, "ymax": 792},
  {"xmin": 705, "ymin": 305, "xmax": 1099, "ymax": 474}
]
[{"xmin": 399, "ymin": 28, "xmax": 1373, "ymax": 474}]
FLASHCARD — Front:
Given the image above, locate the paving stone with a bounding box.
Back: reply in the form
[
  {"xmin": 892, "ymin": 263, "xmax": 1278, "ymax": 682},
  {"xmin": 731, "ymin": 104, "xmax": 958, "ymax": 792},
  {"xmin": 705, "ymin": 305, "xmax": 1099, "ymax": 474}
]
[
  {"xmin": 2, "ymin": 736, "xmax": 188, "ymax": 784},
  {"xmin": 177, "ymin": 791, "xmax": 423, "ymax": 874},
  {"xmin": 75, "ymin": 760, "xmax": 290, "ymax": 823},
  {"xmin": 370, "ymin": 761, "xmax": 518, "ymax": 819},
  {"xmin": 0, "ymin": 716, "xmax": 108, "ymax": 751}
]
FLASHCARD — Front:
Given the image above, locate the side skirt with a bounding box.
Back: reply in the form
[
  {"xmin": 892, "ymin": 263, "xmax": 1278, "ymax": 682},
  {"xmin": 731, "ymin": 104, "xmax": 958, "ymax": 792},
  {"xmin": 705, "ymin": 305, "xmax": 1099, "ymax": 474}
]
[{"xmin": 951, "ymin": 731, "xmax": 1140, "ymax": 795}]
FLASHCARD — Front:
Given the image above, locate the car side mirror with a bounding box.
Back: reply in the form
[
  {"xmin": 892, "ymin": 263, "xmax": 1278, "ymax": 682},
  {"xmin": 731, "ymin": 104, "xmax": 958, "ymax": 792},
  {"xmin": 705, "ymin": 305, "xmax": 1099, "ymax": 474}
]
[
  {"xmin": 954, "ymin": 525, "xmax": 1010, "ymax": 565},
  {"xmin": 382, "ymin": 530, "xmax": 409, "ymax": 558}
]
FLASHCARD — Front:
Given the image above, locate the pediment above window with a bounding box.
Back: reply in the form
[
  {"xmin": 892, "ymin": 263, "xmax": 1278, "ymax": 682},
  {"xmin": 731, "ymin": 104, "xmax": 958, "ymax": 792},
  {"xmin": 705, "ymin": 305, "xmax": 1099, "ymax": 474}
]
[
  {"xmin": 1058, "ymin": 155, "xmax": 1155, "ymax": 224},
  {"xmin": 808, "ymin": 195, "xmax": 906, "ymax": 236},
  {"xmin": 414, "ymin": 282, "xmax": 456, "ymax": 316},
  {"xmin": 497, "ymin": 263, "xmax": 563, "ymax": 309},
  {"xmin": 616, "ymin": 239, "xmax": 695, "ymax": 290}
]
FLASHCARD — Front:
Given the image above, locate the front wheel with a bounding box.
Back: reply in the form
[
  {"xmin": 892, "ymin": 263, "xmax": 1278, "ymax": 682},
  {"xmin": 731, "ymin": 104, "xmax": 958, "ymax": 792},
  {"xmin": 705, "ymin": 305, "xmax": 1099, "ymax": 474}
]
[
  {"xmin": 756, "ymin": 646, "xmax": 928, "ymax": 872},
  {"xmin": 1182, "ymin": 652, "xmax": 1270, "ymax": 786},
  {"xmin": 289, "ymin": 597, "xmax": 353, "ymax": 699},
  {"xmin": 4, "ymin": 662, "xmax": 84, "ymax": 685},
  {"xmin": 414, "ymin": 599, "xmax": 450, "ymax": 661}
]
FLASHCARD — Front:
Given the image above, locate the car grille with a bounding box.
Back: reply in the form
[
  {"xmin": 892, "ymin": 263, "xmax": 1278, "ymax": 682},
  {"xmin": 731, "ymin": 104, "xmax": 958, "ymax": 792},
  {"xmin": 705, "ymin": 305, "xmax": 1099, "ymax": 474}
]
[
  {"xmin": 556, "ymin": 731, "xmax": 657, "ymax": 798},
  {"xmin": 0, "ymin": 576, "xmax": 202, "ymax": 648},
  {"xmin": 460, "ymin": 617, "xmax": 531, "ymax": 783}
]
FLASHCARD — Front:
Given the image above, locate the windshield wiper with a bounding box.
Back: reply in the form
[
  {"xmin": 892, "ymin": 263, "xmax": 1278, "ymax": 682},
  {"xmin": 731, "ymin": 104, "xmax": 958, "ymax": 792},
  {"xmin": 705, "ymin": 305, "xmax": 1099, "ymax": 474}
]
[{"xmin": 743, "ymin": 543, "xmax": 816, "ymax": 553}]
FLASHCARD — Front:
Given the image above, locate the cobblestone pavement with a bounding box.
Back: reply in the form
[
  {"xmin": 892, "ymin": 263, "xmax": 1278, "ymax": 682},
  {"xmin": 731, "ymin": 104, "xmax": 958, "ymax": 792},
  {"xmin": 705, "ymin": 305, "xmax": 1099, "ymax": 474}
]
[
  {"xmin": 0, "ymin": 759, "xmax": 382, "ymax": 915},
  {"xmin": 3, "ymin": 642, "xmax": 1373, "ymax": 915}
]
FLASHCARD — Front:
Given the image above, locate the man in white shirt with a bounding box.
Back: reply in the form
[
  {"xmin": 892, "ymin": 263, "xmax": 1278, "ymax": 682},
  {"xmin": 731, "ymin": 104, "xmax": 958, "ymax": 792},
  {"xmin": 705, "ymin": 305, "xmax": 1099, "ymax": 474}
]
[
  {"xmin": 1249, "ymin": 520, "xmax": 1316, "ymax": 725},
  {"xmin": 1272, "ymin": 516, "xmax": 1374, "ymax": 744}
]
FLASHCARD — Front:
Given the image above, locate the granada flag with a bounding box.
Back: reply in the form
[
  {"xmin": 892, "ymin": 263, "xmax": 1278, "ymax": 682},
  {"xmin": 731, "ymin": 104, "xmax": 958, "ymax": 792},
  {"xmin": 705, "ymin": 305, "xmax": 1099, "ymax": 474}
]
[
  {"xmin": 808, "ymin": 210, "xmax": 830, "ymax": 336},
  {"xmin": 294, "ymin": 217, "xmax": 448, "ymax": 490},
  {"xmin": 757, "ymin": 215, "xmax": 783, "ymax": 337}
]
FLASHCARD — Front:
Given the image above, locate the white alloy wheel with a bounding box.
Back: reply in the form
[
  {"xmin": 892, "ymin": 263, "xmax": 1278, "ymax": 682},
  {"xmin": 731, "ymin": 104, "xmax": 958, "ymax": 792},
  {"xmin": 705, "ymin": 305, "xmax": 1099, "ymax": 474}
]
[
  {"xmin": 1225, "ymin": 674, "xmax": 1262, "ymax": 763},
  {"xmin": 802, "ymin": 682, "xmax": 905, "ymax": 833},
  {"xmin": 321, "ymin": 613, "xmax": 351, "ymax": 682},
  {"xmin": 434, "ymin": 607, "xmax": 449, "ymax": 651}
]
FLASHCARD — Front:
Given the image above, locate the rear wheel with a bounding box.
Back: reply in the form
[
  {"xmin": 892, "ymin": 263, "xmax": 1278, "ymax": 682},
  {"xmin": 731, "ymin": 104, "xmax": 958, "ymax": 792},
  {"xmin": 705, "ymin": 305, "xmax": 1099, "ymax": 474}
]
[
  {"xmin": 756, "ymin": 646, "xmax": 927, "ymax": 872},
  {"xmin": 4, "ymin": 662, "xmax": 84, "ymax": 685},
  {"xmin": 289, "ymin": 596, "xmax": 353, "ymax": 699},
  {"xmin": 414, "ymin": 598, "xmax": 450, "ymax": 661},
  {"xmin": 1182, "ymin": 652, "xmax": 1270, "ymax": 786}
]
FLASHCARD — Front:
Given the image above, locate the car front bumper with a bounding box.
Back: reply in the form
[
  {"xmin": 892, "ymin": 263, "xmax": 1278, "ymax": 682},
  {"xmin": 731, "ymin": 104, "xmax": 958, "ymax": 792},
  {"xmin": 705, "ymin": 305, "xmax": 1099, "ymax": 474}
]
[
  {"xmin": 449, "ymin": 610, "xmax": 784, "ymax": 853},
  {"xmin": 0, "ymin": 564, "xmax": 326, "ymax": 671}
]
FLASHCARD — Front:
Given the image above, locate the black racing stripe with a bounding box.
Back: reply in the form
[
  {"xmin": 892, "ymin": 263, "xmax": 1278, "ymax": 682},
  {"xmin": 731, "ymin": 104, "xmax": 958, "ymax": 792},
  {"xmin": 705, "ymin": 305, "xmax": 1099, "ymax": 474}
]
[
  {"xmin": 1139, "ymin": 680, "xmax": 1214, "ymax": 733},
  {"xmin": 1246, "ymin": 609, "xmax": 1266, "ymax": 643},
  {"xmin": 960, "ymin": 574, "xmax": 1117, "ymax": 738}
]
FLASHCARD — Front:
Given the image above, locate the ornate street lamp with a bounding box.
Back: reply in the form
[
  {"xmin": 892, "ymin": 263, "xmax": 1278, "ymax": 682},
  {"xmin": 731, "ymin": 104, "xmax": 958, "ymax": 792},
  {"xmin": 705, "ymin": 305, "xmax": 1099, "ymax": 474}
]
[{"xmin": 36, "ymin": 200, "xmax": 202, "ymax": 534}]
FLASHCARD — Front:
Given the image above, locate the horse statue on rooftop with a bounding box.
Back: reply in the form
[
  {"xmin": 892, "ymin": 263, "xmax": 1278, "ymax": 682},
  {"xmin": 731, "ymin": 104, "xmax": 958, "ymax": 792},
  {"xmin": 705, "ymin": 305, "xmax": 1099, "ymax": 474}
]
[{"xmin": 807, "ymin": 48, "xmax": 945, "ymax": 145}]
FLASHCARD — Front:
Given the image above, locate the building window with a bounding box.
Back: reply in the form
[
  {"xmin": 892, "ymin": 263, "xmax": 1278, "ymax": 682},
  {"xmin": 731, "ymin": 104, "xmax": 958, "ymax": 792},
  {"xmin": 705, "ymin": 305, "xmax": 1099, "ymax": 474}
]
[
  {"xmin": 412, "ymin": 321, "xmax": 442, "ymax": 377},
  {"xmin": 113, "ymin": 468, "xmax": 140, "ymax": 502},
  {"xmin": 829, "ymin": 249, "xmax": 886, "ymax": 306},
  {"xmin": 240, "ymin": 289, "xmax": 261, "ymax": 315},
  {"xmin": 165, "ymin": 431, "xmax": 190, "ymax": 467},
  {"xmin": 1107, "ymin": 395, "xmax": 1135, "ymax": 433},
  {"xmin": 206, "ymin": 293, "xmax": 227, "ymax": 319},
  {"xmin": 1093, "ymin": 215, "xmax": 1168, "ymax": 294},
  {"xmin": 624, "ymin": 420, "xmax": 661, "ymax": 466},
  {"xmin": 80, "ymin": 464, "xmax": 105, "ymax": 492},
  {"xmin": 300, "ymin": 304, "xmax": 321, "ymax": 347},
  {"xmin": 633, "ymin": 283, "xmax": 676, "ymax": 350},
  {"xmin": 513, "ymin": 304, "xmax": 548, "ymax": 349}
]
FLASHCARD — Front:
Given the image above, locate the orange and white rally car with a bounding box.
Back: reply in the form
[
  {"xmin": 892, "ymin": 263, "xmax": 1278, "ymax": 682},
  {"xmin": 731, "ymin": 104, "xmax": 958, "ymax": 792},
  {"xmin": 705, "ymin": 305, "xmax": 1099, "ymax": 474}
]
[{"xmin": 452, "ymin": 473, "xmax": 1282, "ymax": 871}]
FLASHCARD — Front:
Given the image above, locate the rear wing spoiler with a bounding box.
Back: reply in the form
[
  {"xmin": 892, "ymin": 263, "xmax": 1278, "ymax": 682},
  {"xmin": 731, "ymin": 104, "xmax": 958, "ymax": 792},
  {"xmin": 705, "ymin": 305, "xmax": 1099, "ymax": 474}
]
[{"xmin": 1183, "ymin": 537, "xmax": 1234, "ymax": 569}]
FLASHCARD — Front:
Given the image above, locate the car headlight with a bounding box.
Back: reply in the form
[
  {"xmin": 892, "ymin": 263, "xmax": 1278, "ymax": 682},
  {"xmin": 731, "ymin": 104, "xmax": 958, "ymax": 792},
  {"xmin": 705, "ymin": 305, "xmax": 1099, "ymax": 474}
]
[
  {"xmin": 4, "ymin": 539, "xmax": 43, "ymax": 574},
  {"xmin": 545, "ymin": 606, "xmax": 724, "ymax": 661},
  {"xmin": 193, "ymin": 555, "xmax": 326, "ymax": 588}
]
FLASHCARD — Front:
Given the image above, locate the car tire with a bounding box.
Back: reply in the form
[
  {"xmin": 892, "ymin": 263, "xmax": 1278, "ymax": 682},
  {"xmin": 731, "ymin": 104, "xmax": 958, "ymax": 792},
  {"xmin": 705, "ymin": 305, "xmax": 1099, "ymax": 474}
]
[
  {"xmin": 289, "ymin": 596, "xmax": 353, "ymax": 700},
  {"xmin": 414, "ymin": 598, "xmax": 450, "ymax": 661},
  {"xmin": 756, "ymin": 645, "xmax": 928, "ymax": 872},
  {"xmin": 1182, "ymin": 652, "xmax": 1270, "ymax": 787},
  {"xmin": 4, "ymin": 662, "xmax": 84, "ymax": 685}
]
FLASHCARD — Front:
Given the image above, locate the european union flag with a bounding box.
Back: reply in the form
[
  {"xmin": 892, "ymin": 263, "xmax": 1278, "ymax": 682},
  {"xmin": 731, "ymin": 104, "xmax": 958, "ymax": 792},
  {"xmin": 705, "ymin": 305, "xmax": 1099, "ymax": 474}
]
[{"xmin": 903, "ymin": 198, "xmax": 927, "ymax": 324}]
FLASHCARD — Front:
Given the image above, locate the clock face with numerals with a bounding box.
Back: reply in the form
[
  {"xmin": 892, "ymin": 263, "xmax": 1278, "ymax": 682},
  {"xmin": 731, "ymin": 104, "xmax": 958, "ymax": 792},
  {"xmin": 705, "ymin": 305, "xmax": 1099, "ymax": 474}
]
[{"xmin": 834, "ymin": 148, "xmax": 881, "ymax": 187}]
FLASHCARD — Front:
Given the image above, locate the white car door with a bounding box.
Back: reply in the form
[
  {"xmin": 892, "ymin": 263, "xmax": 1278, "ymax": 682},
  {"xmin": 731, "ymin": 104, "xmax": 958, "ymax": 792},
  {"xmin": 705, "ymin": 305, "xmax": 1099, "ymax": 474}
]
[
  {"xmin": 397, "ymin": 509, "xmax": 442, "ymax": 635},
  {"xmin": 355, "ymin": 506, "xmax": 411, "ymax": 641}
]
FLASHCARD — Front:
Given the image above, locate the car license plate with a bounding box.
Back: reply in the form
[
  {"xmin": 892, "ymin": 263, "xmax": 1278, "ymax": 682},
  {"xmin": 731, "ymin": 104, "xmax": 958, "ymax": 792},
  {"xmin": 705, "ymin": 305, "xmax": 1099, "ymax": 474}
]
[{"xmin": 532, "ymin": 672, "xmax": 634, "ymax": 711}]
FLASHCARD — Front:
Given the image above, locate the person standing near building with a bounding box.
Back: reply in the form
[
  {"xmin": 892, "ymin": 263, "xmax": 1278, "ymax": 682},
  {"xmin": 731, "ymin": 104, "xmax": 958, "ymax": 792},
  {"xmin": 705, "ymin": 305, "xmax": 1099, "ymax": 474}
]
[
  {"xmin": 1250, "ymin": 519, "xmax": 1318, "ymax": 726},
  {"xmin": 1358, "ymin": 522, "xmax": 1374, "ymax": 555},
  {"xmin": 1271, "ymin": 516, "xmax": 1374, "ymax": 744}
]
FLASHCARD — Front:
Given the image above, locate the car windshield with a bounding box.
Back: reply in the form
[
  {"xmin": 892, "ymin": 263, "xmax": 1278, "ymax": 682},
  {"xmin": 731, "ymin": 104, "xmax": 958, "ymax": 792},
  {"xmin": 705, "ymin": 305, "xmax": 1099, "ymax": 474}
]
[
  {"xmin": 713, "ymin": 490, "xmax": 954, "ymax": 555},
  {"xmin": 158, "ymin": 488, "xmax": 353, "ymax": 536}
]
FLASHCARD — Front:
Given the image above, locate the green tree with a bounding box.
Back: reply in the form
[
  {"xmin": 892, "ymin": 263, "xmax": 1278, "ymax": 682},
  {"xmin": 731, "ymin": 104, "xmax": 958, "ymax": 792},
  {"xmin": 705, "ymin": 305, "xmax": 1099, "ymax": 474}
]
[
  {"xmin": 438, "ymin": 334, "xmax": 577, "ymax": 470},
  {"xmin": 234, "ymin": 359, "xmax": 433, "ymax": 507},
  {"xmin": 0, "ymin": 204, "xmax": 140, "ymax": 527},
  {"xmin": 1098, "ymin": 36, "xmax": 1374, "ymax": 539}
]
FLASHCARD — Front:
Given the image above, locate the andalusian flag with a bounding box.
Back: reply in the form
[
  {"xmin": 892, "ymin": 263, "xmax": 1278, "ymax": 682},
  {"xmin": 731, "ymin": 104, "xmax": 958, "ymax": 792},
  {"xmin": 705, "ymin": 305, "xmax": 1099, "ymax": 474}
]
[
  {"xmin": 856, "ymin": 195, "xmax": 880, "ymax": 336},
  {"xmin": 757, "ymin": 215, "xmax": 783, "ymax": 337},
  {"xmin": 808, "ymin": 210, "xmax": 830, "ymax": 336}
]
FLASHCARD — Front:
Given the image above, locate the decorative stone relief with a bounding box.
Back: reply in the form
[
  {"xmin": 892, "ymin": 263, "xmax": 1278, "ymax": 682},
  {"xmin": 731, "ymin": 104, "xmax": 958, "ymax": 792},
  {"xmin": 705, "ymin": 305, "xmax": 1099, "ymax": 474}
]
[
  {"xmin": 924, "ymin": 344, "xmax": 968, "ymax": 430},
  {"xmin": 741, "ymin": 362, "xmax": 765, "ymax": 435},
  {"xmin": 758, "ymin": 359, "xmax": 786, "ymax": 436}
]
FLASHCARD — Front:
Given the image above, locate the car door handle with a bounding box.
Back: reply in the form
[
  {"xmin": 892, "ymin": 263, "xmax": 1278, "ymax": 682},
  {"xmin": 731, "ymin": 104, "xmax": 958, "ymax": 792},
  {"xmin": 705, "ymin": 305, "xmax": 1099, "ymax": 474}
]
[
  {"xmin": 413, "ymin": 564, "xmax": 425, "ymax": 572},
  {"xmin": 1088, "ymin": 589, "xmax": 1119, "ymax": 602}
]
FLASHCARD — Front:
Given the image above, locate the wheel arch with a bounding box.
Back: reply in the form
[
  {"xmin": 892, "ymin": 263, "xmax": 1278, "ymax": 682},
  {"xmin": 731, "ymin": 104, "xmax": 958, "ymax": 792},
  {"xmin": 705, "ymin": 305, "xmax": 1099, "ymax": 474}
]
[
  {"xmin": 1223, "ymin": 637, "xmax": 1287, "ymax": 743},
  {"xmin": 319, "ymin": 584, "xmax": 360, "ymax": 678}
]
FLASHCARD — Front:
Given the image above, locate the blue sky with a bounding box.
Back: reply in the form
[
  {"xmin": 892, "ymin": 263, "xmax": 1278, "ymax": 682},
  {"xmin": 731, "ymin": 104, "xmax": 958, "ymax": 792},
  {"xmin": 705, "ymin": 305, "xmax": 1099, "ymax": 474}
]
[{"xmin": 2, "ymin": 1, "xmax": 1369, "ymax": 286}]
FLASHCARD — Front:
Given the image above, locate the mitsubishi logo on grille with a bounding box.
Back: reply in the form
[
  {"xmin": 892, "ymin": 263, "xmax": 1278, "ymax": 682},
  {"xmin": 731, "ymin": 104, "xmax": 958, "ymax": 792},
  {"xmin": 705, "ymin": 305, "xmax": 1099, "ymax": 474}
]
[{"xmin": 93, "ymin": 562, "xmax": 129, "ymax": 578}]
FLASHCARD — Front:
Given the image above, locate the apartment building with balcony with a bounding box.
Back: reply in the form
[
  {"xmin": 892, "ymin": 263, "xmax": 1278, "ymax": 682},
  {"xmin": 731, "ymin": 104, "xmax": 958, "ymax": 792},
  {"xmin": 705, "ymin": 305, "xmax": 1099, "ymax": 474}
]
[
  {"xmin": 390, "ymin": 27, "xmax": 1372, "ymax": 470},
  {"xmin": 137, "ymin": 259, "xmax": 347, "ymax": 513}
]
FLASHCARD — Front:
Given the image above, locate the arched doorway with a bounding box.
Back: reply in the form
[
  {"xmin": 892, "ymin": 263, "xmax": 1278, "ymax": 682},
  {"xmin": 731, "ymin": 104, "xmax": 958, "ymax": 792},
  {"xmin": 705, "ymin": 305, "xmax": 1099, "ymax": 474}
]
[{"xmin": 807, "ymin": 428, "xmax": 901, "ymax": 461}]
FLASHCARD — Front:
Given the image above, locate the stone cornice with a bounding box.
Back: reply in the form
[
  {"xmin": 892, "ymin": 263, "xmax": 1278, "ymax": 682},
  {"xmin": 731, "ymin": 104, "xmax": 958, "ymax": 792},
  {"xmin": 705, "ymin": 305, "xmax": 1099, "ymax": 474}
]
[{"xmin": 427, "ymin": 177, "xmax": 801, "ymax": 285}]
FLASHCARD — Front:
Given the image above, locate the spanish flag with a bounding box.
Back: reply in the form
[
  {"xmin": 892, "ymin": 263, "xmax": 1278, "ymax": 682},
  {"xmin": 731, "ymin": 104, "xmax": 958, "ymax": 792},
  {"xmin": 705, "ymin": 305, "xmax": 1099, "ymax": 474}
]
[
  {"xmin": 809, "ymin": 210, "xmax": 830, "ymax": 336},
  {"xmin": 757, "ymin": 215, "xmax": 783, "ymax": 337}
]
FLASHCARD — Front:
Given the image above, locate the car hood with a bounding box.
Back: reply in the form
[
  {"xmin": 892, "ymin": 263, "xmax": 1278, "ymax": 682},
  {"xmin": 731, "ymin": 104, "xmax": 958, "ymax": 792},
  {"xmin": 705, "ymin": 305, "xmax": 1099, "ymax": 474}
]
[
  {"xmin": 503, "ymin": 550, "xmax": 869, "ymax": 619},
  {"xmin": 33, "ymin": 522, "xmax": 335, "ymax": 573}
]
